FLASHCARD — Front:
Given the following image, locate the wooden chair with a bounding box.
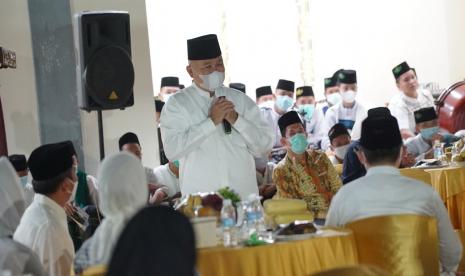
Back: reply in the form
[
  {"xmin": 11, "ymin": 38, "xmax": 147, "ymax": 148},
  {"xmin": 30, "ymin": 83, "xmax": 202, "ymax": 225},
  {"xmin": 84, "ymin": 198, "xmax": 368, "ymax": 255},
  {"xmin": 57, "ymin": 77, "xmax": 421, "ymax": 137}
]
[
  {"xmin": 81, "ymin": 264, "xmax": 107, "ymax": 276},
  {"xmin": 346, "ymin": 215, "xmax": 439, "ymax": 276}
]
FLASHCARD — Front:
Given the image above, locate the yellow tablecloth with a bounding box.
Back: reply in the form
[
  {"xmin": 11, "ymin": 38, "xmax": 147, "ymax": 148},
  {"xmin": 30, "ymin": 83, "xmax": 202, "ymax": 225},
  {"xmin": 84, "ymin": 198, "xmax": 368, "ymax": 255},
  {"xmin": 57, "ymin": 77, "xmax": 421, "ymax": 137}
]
[
  {"xmin": 197, "ymin": 229, "xmax": 358, "ymax": 276},
  {"xmin": 401, "ymin": 166, "xmax": 465, "ymax": 230}
]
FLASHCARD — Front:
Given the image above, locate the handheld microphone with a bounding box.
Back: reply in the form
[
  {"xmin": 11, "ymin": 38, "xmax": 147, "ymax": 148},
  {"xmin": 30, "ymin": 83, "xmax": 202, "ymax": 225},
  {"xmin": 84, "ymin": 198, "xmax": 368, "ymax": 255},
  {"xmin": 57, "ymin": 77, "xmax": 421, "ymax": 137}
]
[{"xmin": 219, "ymin": 96, "xmax": 231, "ymax": 134}]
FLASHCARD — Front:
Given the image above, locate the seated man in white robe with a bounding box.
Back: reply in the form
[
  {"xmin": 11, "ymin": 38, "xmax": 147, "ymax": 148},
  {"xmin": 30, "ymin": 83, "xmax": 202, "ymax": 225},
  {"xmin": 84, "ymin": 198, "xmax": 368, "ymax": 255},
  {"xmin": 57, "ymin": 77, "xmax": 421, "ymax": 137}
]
[
  {"xmin": 326, "ymin": 112, "xmax": 462, "ymax": 274},
  {"xmin": 321, "ymin": 69, "xmax": 366, "ymax": 150},
  {"xmin": 152, "ymin": 160, "xmax": 180, "ymax": 199},
  {"xmin": 160, "ymin": 34, "xmax": 274, "ymax": 199},
  {"xmin": 14, "ymin": 141, "xmax": 77, "ymax": 276},
  {"xmin": 388, "ymin": 61, "xmax": 435, "ymax": 140},
  {"xmin": 327, "ymin": 123, "xmax": 351, "ymax": 165},
  {"xmin": 405, "ymin": 107, "xmax": 460, "ymax": 162},
  {"xmin": 0, "ymin": 157, "xmax": 46, "ymax": 276},
  {"xmin": 119, "ymin": 132, "xmax": 168, "ymax": 204},
  {"xmin": 8, "ymin": 154, "xmax": 34, "ymax": 207}
]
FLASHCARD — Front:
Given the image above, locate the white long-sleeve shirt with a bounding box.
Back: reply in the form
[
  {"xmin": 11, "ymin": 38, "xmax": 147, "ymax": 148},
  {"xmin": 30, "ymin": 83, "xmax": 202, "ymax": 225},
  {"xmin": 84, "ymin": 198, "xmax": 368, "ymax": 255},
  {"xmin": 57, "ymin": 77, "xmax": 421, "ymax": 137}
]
[
  {"xmin": 260, "ymin": 106, "xmax": 282, "ymax": 148},
  {"xmin": 388, "ymin": 89, "xmax": 434, "ymax": 134},
  {"xmin": 152, "ymin": 164, "xmax": 180, "ymax": 197},
  {"xmin": 14, "ymin": 194, "xmax": 75, "ymax": 276},
  {"xmin": 325, "ymin": 166, "xmax": 462, "ymax": 274},
  {"xmin": 321, "ymin": 101, "xmax": 366, "ymax": 150},
  {"xmin": 296, "ymin": 105, "xmax": 326, "ymax": 147},
  {"xmin": 160, "ymin": 84, "xmax": 274, "ymax": 199}
]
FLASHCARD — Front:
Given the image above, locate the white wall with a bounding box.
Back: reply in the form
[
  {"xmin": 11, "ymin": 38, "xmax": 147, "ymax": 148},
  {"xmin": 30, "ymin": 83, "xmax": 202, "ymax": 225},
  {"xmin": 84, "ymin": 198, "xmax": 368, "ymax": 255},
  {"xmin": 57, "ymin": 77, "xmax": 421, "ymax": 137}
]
[
  {"xmin": 71, "ymin": 0, "xmax": 158, "ymax": 175},
  {"xmin": 310, "ymin": 0, "xmax": 452, "ymax": 108},
  {"xmin": 147, "ymin": 0, "xmax": 465, "ymax": 108},
  {"xmin": 0, "ymin": 0, "xmax": 41, "ymax": 158},
  {"xmin": 146, "ymin": 0, "xmax": 302, "ymax": 100}
]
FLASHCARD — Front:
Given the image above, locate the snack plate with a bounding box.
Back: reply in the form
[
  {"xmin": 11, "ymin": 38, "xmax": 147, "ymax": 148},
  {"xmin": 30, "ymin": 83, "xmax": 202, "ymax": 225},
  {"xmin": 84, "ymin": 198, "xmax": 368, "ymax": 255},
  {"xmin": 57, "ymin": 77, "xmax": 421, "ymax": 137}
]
[{"xmin": 275, "ymin": 229, "xmax": 324, "ymax": 241}]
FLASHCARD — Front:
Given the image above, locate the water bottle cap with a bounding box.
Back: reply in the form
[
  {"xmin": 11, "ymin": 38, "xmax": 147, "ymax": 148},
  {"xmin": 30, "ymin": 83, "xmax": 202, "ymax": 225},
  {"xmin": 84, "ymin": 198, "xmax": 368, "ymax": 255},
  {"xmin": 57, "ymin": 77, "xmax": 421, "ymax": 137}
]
[{"xmin": 223, "ymin": 199, "xmax": 232, "ymax": 205}]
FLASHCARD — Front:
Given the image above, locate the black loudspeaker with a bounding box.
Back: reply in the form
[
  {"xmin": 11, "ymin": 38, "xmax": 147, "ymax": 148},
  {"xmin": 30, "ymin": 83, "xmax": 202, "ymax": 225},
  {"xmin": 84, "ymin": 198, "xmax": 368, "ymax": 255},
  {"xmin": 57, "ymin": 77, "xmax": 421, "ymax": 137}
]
[{"xmin": 75, "ymin": 11, "xmax": 134, "ymax": 111}]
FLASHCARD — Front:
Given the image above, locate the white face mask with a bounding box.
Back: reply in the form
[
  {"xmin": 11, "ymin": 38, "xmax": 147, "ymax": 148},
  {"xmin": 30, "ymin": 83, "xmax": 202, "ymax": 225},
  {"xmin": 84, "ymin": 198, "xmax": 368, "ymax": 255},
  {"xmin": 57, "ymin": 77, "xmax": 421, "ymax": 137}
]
[
  {"xmin": 326, "ymin": 93, "xmax": 342, "ymax": 106},
  {"xmin": 19, "ymin": 175, "xmax": 28, "ymax": 188},
  {"xmin": 341, "ymin": 90, "xmax": 356, "ymax": 103},
  {"xmin": 335, "ymin": 144, "xmax": 350, "ymax": 160},
  {"xmin": 163, "ymin": 93, "xmax": 172, "ymax": 102},
  {"xmin": 67, "ymin": 165, "xmax": 79, "ymax": 203},
  {"xmin": 258, "ymin": 100, "xmax": 275, "ymax": 109},
  {"xmin": 199, "ymin": 71, "xmax": 225, "ymax": 91}
]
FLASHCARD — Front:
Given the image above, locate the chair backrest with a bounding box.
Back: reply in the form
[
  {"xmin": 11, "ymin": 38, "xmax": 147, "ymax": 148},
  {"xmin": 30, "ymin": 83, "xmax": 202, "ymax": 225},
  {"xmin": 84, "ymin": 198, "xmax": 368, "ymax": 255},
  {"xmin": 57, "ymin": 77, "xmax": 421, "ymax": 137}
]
[
  {"xmin": 81, "ymin": 264, "xmax": 107, "ymax": 276},
  {"xmin": 456, "ymin": 230, "xmax": 465, "ymax": 274},
  {"xmin": 346, "ymin": 214, "xmax": 439, "ymax": 276},
  {"xmin": 309, "ymin": 265, "xmax": 389, "ymax": 276}
]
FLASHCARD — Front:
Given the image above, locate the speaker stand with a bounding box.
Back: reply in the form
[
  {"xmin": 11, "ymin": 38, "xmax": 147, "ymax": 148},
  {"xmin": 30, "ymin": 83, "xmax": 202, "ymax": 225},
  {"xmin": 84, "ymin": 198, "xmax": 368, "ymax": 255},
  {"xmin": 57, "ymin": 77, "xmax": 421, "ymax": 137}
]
[{"xmin": 97, "ymin": 110, "xmax": 105, "ymax": 160}]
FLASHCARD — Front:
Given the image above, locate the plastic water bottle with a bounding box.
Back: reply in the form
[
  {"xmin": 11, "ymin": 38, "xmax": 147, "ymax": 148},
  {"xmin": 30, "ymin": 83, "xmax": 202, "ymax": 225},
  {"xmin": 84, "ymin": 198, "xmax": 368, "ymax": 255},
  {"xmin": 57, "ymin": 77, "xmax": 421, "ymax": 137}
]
[
  {"xmin": 433, "ymin": 140, "xmax": 443, "ymax": 160},
  {"xmin": 221, "ymin": 199, "xmax": 237, "ymax": 247},
  {"xmin": 245, "ymin": 194, "xmax": 266, "ymax": 236}
]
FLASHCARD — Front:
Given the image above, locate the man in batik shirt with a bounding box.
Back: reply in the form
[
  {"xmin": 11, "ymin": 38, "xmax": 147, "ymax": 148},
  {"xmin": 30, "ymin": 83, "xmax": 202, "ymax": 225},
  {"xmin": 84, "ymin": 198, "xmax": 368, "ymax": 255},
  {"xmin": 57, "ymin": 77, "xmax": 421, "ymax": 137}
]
[{"xmin": 273, "ymin": 111, "xmax": 342, "ymax": 218}]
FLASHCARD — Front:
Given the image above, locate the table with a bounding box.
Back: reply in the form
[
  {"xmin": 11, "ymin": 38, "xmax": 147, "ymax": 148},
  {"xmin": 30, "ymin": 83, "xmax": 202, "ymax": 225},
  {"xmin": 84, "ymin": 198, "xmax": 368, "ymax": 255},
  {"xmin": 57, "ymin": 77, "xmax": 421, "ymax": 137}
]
[
  {"xmin": 197, "ymin": 229, "xmax": 358, "ymax": 276},
  {"xmin": 401, "ymin": 166, "xmax": 465, "ymax": 230}
]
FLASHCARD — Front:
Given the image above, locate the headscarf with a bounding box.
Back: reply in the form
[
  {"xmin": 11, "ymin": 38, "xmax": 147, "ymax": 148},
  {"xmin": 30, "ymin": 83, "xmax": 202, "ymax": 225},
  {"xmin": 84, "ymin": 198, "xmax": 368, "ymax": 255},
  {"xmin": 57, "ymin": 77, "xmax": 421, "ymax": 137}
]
[
  {"xmin": 0, "ymin": 157, "xmax": 26, "ymax": 238},
  {"xmin": 88, "ymin": 152, "xmax": 148, "ymax": 265}
]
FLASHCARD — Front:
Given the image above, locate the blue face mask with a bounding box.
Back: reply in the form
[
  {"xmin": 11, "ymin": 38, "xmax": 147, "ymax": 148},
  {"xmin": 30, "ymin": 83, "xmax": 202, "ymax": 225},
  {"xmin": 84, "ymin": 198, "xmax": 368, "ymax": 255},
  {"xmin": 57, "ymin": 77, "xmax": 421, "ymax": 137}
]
[
  {"xmin": 276, "ymin": 96, "xmax": 294, "ymax": 111},
  {"xmin": 173, "ymin": 160, "xmax": 180, "ymax": 168},
  {"xmin": 298, "ymin": 104, "xmax": 315, "ymax": 121},
  {"xmin": 19, "ymin": 176, "xmax": 28, "ymax": 187},
  {"xmin": 420, "ymin": 126, "xmax": 439, "ymax": 140},
  {"xmin": 289, "ymin": 133, "xmax": 308, "ymax": 154}
]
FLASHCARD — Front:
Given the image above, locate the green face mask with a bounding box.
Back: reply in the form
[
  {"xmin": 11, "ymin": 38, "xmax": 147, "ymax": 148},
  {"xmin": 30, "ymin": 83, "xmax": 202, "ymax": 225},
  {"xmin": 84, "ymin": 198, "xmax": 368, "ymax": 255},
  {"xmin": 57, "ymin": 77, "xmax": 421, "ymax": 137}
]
[
  {"xmin": 173, "ymin": 160, "xmax": 180, "ymax": 168},
  {"xmin": 289, "ymin": 133, "xmax": 308, "ymax": 154}
]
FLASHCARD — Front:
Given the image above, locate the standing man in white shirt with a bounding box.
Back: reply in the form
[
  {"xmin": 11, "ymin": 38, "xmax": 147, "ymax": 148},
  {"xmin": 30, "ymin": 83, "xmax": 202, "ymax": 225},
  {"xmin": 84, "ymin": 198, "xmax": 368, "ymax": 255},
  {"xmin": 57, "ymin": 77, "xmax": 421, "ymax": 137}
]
[
  {"xmin": 160, "ymin": 34, "xmax": 273, "ymax": 199},
  {"xmin": 294, "ymin": 86, "xmax": 325, "ymax": 148},
  {"xmin": 388, "ymin": 61, "xmax": 435, "ymax": 140},
  {"xmin": 321, "ymin": 69, "xmax": 366, "ymax": 150},
  {"xmin": 325, "ymin": 113, "xmax": 462, "ymax": 275},
  {"xmin": 14, "ymin": 141, "xmax": 77, "ymax": 276},
  {"xmin": 319, "ymin": 70, "xmax": 342, "ymax": 115},
  {"xmin": 8, "ymin": 154, "xmax": 35, "ymax": 207}
]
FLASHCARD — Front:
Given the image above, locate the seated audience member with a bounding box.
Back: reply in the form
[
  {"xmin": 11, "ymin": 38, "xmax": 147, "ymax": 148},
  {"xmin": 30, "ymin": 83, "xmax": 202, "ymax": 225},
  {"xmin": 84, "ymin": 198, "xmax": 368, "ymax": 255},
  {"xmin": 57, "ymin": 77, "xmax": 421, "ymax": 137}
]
[
  {"xmin": 388, "ymin": 61, "xmax": 434, "ymax": 140},
  {"xmin": 0, "ymin": 157, "xmax": 46, "ymax": 276},
  {"xmin": 327, "ymin": 123, "xmax": 351, "ymax": 165},
  {"xmin": 255, "ymin": 85, "xmax": 275, "ymax": 107},
  {"xmin": 14, "ymin": 141, "xmax": 77, "ymax": 276},
  {"xmin": 341, "ymin": 107, "xmax": 416, "ymax": 184},
  {"xmin": 107, "ymin": 206, "xmax": 196, "ymax": 276},
  {"xmin": 159, "ymin": 76, "xmax": 180, "ymax": 102},
  {"xmin": 74, "ymin": 152, "xmax": 148, "ymax": 273},
  {"xmin": 119, "ymin": 132, "xmax": 168, "ymax": 204},
  {"xmin": 319, "ymin": 72, "xmax": 342, "ymax": 115},
  {"xmin": 8, "ymin": 154, "xmax": 34, "ymax": 207},
  {"xmin": 325, "ymin": 112, "xmax": 462, "ymax": 274},
  {"xmin": 405, "ymin": 107, "xmax": 460, "ymax": 161},
  {"xmin": 152, "ymin": 160, "xmax": 181, "ymax": 199},
  {"xmin": 273, "ymin": 111, "xmax": 342, "ymax": 217},
  {"xmin": 294, "ymin": 86, "xmax": 325, "ymax": 148}
]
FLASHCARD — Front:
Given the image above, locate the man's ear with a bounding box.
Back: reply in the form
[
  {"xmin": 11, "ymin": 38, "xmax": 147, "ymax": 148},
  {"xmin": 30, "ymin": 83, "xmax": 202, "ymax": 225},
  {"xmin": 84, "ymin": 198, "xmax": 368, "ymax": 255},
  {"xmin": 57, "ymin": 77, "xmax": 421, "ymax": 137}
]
[
  {"xmin": 61, "ymin": 178, "xmax": 73, "ymax": 193},
  {"xmin": 356, "ymin": 150, "xmax": 366, "ymax": 166},
  {"xmin": 186, "ymin": 65, "xmax": 194, "ymax": 78},
  {"xmin": 280, "ymin": 137, "xmax": 288, "ymax": 147}
]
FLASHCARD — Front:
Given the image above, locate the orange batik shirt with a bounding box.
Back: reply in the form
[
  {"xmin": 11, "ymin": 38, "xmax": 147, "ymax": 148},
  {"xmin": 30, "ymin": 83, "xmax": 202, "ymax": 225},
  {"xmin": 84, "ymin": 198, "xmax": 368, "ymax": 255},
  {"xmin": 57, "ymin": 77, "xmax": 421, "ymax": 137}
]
[{"xmin": 272, "ymin": 150, "xmax": 342, "ymax": 214}]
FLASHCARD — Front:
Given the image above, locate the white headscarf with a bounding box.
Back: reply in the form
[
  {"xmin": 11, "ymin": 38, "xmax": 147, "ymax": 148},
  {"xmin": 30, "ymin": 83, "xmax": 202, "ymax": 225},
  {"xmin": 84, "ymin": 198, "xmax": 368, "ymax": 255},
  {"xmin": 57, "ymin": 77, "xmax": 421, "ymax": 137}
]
[
  {"xmin": 0, "ymin": 157, "xmax": 26, "ymax": 238},
  {"xmin": 89, "ymin": 152, "xmax": 148, "ymax": 265}
]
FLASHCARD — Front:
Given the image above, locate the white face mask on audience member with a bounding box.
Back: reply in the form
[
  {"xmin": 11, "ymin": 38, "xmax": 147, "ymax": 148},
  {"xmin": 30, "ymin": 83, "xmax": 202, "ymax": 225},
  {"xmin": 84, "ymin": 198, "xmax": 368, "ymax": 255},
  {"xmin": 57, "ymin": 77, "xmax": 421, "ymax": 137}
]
[{"xmin": 88, "ymin": 152, "xmax": 148, "ymax": 266}]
